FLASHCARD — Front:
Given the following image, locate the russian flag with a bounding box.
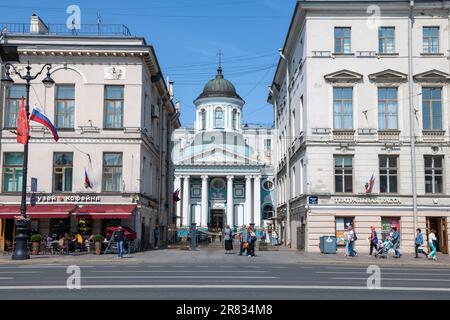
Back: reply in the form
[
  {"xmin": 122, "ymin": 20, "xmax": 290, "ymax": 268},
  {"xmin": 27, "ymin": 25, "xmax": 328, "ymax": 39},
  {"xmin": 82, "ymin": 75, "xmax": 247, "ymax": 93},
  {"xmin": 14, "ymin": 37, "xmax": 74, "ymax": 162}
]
[
  {"xmin": 29, "ymin": 107, "xmax": 59, "ymax": 142},
  {"xmin": 365, "ymin": 174, "xmax": 375, "ymax": 194}
]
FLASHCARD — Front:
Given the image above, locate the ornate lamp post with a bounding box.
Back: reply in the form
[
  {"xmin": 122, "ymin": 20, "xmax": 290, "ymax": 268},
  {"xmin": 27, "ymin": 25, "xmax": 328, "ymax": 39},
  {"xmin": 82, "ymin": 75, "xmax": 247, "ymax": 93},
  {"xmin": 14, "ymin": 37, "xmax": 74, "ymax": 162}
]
[{"xmin": 1, "ymin": 61, "xmax": 54, "ymax": 260}]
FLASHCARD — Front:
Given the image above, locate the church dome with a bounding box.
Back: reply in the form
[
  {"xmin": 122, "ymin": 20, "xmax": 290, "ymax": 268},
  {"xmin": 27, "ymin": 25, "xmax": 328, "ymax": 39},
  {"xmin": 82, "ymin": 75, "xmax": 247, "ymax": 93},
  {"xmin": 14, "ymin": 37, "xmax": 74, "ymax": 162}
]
[{"xmin": 195, "ymin": 67, "xmax": 244, "ymax": 102}]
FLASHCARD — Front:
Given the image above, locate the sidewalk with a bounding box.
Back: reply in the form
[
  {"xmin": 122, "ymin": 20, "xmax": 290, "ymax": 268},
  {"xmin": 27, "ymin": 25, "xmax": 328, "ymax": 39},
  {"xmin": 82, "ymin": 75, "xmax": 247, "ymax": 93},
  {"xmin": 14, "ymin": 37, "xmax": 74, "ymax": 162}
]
[{"xmin": 1, "ymin": 248, "xmax": 449, "ymax": 267}]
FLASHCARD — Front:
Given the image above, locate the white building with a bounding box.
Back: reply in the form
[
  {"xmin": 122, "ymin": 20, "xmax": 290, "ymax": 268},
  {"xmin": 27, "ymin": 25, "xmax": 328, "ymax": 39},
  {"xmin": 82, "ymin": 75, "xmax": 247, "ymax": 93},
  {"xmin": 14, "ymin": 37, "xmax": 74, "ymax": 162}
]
[
  {"xmin": 0, "ymin": 14, "xmax": 180, "ymax": 253},
  {"xmin": 173, "ymin": 66, "xmax": 275, "ymax": 235},
  {"xmin": 269, "ymin": 0, "xmax": 450, "ymax": 254}
]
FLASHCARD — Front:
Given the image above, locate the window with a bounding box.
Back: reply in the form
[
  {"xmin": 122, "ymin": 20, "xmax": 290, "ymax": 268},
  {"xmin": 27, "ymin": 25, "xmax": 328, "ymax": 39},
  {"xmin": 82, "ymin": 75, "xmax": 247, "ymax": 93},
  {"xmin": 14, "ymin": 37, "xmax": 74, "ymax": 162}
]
[
  {"xmin": 378, "ymin": 87, "xmax": 398, "ymax": 129},
  {"xmin": 379, "ymin": 156, "xmax": 398, "ymax": 193},
  {"xmin": 423, "ymin": 27, "xmax": 439, "ymax": 54},
  {"xmin": 334, "ymin": 27, "xmax": 351, "ymax": 54},
  {"xmin": 232, "ymin": 109, "xmax": 237, "ymax": 129},
  {"xmin": 103, "ymin": 153, "xmax": 123, "ymax": 192},
  {"xmin": 104, "ymin": 86, "xmax": 124, "ymax": 129},
  {"xmin": 214, "ymin": 108, "xmax": 224, "ymax": 128},
  {"xmin": 334, "ymin": 156, "xmax": 353, "ymax": 193},
  {"xmin": 2, "ymin": 153, "xmax": 23, "ymax": 193},
  {"xmin": 379, "ymin": 27, "xmax": 395, "ymax": 54},
  {"xmin": 4, "ymin": 85, "xmax": 26, "ymax": 128},
  {"xmin": 422, "ymin": 87, "xmax": 442, "ymax": 130},
  {"xmin": 200, "ymin": 109, "xmax": 206, "ymax": 130},
  {"xmin": 425, "ymin": 156, "xmax": 443, "ymax": 194},
  {"xmin": 333, "ymin": 87, "xmax": 353, "ymax": 129},
  {"xmin": 264, "ymin": 139, "xmax": 271, "ymax": 152},
  {"xmin": 55, "ymin": 85, "xmax": 75, "ymax": 129},
  {"xmin": 53, "ymin": 153, "xmax": 73, "ymax": 192},
  {"xmin": 335, "ymin": 217, "xmax": 354, "ymax": 246}
]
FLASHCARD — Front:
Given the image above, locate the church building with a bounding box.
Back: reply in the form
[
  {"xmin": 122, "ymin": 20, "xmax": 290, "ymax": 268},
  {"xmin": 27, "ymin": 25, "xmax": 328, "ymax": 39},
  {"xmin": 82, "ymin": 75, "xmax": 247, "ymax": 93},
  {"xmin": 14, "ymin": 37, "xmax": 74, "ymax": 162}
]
[{"xmin": 172, "ymin": 66, "xmax": 275, "ymax": 235}]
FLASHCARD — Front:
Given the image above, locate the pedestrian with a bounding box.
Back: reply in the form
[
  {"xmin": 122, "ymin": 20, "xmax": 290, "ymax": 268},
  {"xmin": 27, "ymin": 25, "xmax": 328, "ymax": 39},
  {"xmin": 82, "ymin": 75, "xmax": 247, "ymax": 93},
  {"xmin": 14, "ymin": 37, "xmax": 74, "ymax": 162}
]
[
  {"xmin": 153, "ymin": 225, "xmax": 160, "ymax": 249},
  {"xmin": 271, "ymin": 229, "xmax": 278, "ymax": 246},
  {"xmin": 115, "ymin": 226, "xmax": 125, "ymax": 259},
  {"xmin": 428, "ymin": 229, "xmax": 438, "ymax": 261},
  {"xmin": 346, "ymin": 226, "xmax": 356, "ymax": 257},
  {"xmin": 415, "ymin": 228, "xmax": 428, "ymax": 258},
  {"xmin": 247, "ymin": 226, "xmax": 256, "ymax": 257},
  {"xmin": 391, "ymin": 227, "xmax": 402, "ymax": 258},
  {"xmin": 224, "ymin": 225, "xmax": 233, "ymax": 254},
  {"xmin": 239, "ymin": 225, "xmax": 248, "ymax": 256},
  {"xmin": 368, "ymin": 226, "xmax": 378, "ymax": 256}
]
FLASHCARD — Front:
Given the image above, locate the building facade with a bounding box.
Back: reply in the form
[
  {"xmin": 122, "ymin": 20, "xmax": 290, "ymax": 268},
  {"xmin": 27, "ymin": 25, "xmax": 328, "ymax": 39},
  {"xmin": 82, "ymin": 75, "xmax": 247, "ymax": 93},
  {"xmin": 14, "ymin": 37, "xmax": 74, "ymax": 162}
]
[
  {"xmin": 173, "ymin": 66, "xmax": 275, "ymax": 235},
  {"xmin": 0, "ymin": 15, "xmax": 180, "ymax": 253},
  {"xmin": 269, "ymin": 0, "xmax": 450, "ymax": 254}
]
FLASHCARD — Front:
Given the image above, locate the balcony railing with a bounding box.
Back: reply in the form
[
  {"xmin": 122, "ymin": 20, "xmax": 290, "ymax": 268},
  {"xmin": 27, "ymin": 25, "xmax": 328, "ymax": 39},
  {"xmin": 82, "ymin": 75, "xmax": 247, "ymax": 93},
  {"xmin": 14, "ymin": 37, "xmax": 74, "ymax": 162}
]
[{"xmin": 1, "ymin": 23, "xmax": 132, "ymax": 37}]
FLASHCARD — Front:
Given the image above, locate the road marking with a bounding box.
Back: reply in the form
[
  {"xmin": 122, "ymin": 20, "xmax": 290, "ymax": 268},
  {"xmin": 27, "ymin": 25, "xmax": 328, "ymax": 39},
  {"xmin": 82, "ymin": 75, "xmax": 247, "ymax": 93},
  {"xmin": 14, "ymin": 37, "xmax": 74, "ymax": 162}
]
[
  {"xmin": 243, "ymin": 266, "xmax": 261, "ymax": 269},
  {"xmin": 84, "ymin": 276, "xmax": 278, "ymax": 279},
  {"xmin": 89, "ymin": 270, "xmax": 268, "ymax": 273},
  {"xmin": 333, "ymin": 277, "xmax": 450, "ymax": 282},
  {"xmin": 219, "ymin": 266, "xmax": 233, "ymax": 268},
  {"xmin": 325, "ymin": 267, "xmax": 450, "ymax": 272},
  {"xmin": 197, "ymin": 266, "xmax": 209, "ymax": 268},
  {"xmin": 172, "ymin": 266, "xmax": 185, "ymax": 268},
  {"xmin": 0, "ymin": 271, "xmax": 41, "ymax": 274},
  {"xmin": 272, "ymin": 266, "xmax": 289, "ymax": 269},
  {"xmin": 1, "ymin": 284, "xmax": 450, "ymax": 292},
  {"xmin": 0, "ymin": 277, "xmax": 13, "ymax": 280},
  {"xmin": 317, "ymin": 271, "xmax": 450, "ymax": 276},
  {"xmin": 16, "ymin": 265, "xmax": 95, "ymax": 269}
]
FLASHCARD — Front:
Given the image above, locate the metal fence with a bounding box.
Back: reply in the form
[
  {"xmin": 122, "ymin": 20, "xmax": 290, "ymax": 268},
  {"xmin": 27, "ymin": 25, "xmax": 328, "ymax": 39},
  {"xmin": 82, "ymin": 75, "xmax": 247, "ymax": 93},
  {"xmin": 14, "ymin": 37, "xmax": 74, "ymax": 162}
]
[{"xmin": 0, "ymin": 23, "xmax": 132, "ymax": 37}]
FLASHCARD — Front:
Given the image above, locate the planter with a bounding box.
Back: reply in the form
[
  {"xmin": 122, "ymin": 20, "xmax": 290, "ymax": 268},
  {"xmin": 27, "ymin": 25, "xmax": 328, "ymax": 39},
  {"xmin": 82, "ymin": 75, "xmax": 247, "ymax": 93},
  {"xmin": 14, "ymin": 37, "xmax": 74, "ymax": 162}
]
[
  {"xmin": 95, "ymin": 241, "xmax": 102, "ymax": 255},
  {"xmin": 31, "ymin": 242, "xmax": 40, "ymax": 255}
]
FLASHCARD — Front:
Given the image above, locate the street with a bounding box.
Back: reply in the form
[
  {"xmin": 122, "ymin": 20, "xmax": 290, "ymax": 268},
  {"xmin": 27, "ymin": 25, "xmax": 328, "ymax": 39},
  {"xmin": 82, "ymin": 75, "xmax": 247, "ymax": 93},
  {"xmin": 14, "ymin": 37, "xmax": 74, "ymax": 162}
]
[{"xmin": 1, "ymin": 250, "xmax": 450, "ymax": 300}]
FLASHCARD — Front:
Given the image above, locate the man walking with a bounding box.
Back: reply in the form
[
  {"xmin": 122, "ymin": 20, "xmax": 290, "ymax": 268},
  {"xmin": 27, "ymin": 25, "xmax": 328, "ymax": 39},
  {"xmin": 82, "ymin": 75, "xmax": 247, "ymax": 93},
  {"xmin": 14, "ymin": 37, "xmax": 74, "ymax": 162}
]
[
  {"xmin": 391, "ymin": 227, "xmax": 402, "ymax": 258},
  {"xmin": 115, "ymin": 226, "xmax": 125, "ymax": 259},
  {"xmin": 368, "ymin": 226, "xmax": 378, "ymax": 256},
  {"xmin": 153, "ymin": 226, "xmax": 160, "ymax": 249},
  {"xmin": 415, "ymin": 228, "xmax": 428, "ymax": 258}
]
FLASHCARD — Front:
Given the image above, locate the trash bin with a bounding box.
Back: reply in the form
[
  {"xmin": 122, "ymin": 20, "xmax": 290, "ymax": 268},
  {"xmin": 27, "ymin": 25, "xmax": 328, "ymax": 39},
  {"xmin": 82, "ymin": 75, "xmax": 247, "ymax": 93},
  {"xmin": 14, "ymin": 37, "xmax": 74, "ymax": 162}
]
[{"xmin": 320, "ymin": 236, "xmax": 337, "ymax": 254}]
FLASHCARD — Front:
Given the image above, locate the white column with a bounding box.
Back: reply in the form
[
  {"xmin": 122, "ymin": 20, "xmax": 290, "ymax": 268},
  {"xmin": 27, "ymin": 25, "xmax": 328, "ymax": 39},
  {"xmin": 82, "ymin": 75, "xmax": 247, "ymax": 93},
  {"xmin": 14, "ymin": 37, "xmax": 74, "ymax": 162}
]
[
  {"xmin": 174, "ymin": 175, "xmax": 181, "ymax": 227},
  {"xmin": 201, "ymin": 175, "xmax": 209, "ymax": 228},
  {"xmin": 182, "ymin": 176, "xmax": 190, "ymax": 227},
  {"xmin": 226, "ymin": 176, "xmax": 234, "ymax": 227},
  {"xmin": 245, "ymin": 176, "xmax": 252, "ymax": 226},
  {"xmin": 253, "ymin": 176, "xmax": 261, "ymax": 227}
]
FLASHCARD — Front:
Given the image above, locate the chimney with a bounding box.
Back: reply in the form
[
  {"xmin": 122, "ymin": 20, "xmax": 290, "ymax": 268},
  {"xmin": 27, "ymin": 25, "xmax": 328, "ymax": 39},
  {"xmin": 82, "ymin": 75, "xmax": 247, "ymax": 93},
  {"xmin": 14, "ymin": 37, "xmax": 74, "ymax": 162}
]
[{"xmin": 30, "ymin": 14, "xmax": 48, "ymax": 34}]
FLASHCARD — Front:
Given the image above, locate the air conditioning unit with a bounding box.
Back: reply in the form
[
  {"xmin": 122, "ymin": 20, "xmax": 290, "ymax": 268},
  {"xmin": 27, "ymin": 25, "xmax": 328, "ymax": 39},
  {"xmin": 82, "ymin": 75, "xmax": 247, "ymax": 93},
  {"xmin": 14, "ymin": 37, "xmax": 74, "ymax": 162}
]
[{"xmin": 151, "ymin": 105, "xmax": 160, "ymax": 119}]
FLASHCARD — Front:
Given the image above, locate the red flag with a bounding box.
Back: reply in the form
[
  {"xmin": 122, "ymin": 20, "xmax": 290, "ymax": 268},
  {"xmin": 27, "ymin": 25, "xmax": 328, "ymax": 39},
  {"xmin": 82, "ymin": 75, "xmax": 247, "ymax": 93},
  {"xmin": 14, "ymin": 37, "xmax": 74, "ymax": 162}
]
[
  {"xmin": 173, "ymin": 188, "xmax": 180, "ymax": 202},
  {"xmin": 17, "ymin": 97, "xmax": 29, "ymax": 144}
]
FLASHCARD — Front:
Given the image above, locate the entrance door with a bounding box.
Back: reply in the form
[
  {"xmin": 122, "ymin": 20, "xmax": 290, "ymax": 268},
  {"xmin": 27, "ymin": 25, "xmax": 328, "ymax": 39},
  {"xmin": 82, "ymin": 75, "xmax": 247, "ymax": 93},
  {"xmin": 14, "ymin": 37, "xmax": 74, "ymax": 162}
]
[
  {"xmin": 210, "ymin": 209, "xmax": 224, "ymax": 231},
  {"xmin": 427, "ymin": 217, "xmax": 448, "ymax": 254}
]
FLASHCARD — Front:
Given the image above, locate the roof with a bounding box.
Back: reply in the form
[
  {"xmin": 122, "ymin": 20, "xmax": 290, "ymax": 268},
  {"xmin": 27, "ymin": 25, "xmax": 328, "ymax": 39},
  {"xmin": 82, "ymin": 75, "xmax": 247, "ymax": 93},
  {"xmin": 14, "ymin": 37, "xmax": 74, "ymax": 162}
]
[{"xmin": 194, "ymin": 66, "xmax": 244, "ymax": 103}]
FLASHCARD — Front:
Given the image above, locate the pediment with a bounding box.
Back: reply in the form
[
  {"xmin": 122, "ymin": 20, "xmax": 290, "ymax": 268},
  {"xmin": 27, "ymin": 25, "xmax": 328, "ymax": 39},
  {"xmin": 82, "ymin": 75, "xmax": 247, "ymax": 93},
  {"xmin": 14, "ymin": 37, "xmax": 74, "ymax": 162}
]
[
  {"xmin": 178, "ymin": 145, "xmax": 261, "ymax": 166},
  {"xmin": 324, "ymin": 69, "xmax": 363, "ymax": 82},
  {"xmin": 413, "ymin": 69, "xmax": 450, "ymax": 82},
  {"xmin": 368, "ymin": 69, "xmax": 407, "ymax": 82}
]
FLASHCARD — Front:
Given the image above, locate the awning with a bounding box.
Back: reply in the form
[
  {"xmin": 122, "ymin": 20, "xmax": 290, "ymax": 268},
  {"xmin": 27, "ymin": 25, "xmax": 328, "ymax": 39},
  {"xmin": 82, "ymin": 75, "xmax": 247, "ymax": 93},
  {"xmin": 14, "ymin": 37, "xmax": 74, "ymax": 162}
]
[
  {"xmin": 73, "ymin": 205, "xmax": 136, "ymax": 219},
  {"xmin": 0, "ymin": 205, "xmax": 76, "ymax": 219}
]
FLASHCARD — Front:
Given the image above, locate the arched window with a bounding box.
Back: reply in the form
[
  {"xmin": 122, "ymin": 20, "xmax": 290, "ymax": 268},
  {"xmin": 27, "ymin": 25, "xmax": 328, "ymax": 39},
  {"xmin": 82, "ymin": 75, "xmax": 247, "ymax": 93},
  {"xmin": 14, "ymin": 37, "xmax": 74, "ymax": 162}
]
[
  {"xmin": 232, "ymin": 109, "xmax": 237, "ymax": 129},
  {"xmin": 214, "ymin": 107, "xmax": 224, "ymax": 128},
  {"xmin": 200, "ymin": 109, "xmax": 206, "ymax": 130},
  {"xmin": 263, "ymin": 204, "xmax": 274, "ymax": 220}
]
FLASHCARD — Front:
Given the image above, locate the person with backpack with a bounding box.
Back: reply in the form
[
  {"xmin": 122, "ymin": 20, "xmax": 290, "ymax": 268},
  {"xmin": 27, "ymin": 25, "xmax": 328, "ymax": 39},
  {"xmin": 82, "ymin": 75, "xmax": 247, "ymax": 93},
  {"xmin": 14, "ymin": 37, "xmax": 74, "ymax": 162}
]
[
  {"xmin": 391, "ymin": 226, "xmax": 401, "ymax": 258},
  {"xmin": 368, "ymin": 226, "xmax": 378, "ymax": 256}
]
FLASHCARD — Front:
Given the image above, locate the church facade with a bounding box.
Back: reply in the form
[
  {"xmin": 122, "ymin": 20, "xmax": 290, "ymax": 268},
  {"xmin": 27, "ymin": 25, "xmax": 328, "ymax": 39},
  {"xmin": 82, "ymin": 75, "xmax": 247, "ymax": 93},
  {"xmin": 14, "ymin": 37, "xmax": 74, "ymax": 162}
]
[{"xmin": 172, "ymin": 66, "xmax": 275, "ymax": 234}]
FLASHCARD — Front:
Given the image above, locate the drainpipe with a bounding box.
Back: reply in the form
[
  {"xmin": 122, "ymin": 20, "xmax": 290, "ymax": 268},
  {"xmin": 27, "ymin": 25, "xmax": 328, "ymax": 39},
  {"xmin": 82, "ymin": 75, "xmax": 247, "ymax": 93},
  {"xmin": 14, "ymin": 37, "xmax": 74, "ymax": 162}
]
[
  {"xmin": 408, "ymin": 1, "xmax": 418, "ymax": 231},
  {"xmin": 279, "ymin": 48, "xmax": 291, "ymax": 247}
]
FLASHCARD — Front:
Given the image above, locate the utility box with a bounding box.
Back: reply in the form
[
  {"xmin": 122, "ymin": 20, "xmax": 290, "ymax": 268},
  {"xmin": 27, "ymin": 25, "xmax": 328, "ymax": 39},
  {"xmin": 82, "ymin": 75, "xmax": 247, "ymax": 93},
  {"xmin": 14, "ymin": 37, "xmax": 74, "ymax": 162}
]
[{"xmin": 320, "ymin": 236, "xmax": 337, "ymax": 254}]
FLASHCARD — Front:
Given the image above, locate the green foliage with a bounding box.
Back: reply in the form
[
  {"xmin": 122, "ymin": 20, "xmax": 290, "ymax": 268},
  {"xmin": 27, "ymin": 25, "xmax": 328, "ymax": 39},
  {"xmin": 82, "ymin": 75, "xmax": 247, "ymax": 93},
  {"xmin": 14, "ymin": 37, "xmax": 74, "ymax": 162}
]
[
  {"xmin": 31, "ymin": 234, "xmax": 42, "ymax": 242},
  {"xmin": 92, "ymin": 234, "xmax": 105, "ymax": 242}
]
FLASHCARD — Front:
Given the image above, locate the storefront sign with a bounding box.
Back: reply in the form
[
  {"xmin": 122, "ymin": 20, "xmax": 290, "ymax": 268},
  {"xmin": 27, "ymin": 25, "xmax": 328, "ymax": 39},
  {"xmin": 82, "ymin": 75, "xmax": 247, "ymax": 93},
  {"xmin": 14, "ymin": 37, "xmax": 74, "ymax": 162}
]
[
  {"xmin": 37, "ymin": 194, "xmax": 101, "ymax": 203},
  {"xmin": 334, "ymin": 197, "xmax": 401, "ymax": 205}
]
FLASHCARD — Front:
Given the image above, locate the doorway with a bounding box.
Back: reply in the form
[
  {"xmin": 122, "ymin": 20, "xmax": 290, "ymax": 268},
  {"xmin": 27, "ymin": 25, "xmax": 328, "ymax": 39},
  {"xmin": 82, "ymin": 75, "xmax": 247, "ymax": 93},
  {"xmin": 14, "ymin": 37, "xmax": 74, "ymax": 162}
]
[
  {"xmin": 427, "ymin": 217, "xmax": 448, "ymax": 254},
  {"xmin": 210, "ymin": 209, "xmax": 225, "ymax": 231}
]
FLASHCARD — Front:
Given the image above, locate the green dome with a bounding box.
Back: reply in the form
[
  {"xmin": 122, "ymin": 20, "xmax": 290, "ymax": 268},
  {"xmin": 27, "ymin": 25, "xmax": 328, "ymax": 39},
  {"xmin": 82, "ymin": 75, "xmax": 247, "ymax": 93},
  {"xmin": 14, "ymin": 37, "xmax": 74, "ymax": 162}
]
[{"xmin": 195, "ymin": 67, "xmax": 243, "ymax": 102}]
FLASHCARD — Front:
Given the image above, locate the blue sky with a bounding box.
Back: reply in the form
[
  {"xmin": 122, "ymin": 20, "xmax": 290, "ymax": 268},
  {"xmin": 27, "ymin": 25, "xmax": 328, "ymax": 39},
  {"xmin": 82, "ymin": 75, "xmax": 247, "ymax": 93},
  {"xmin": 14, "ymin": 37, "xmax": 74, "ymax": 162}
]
[{"xmin": 0, "ymin": 0, "xmax": 296, "ymax": 126}]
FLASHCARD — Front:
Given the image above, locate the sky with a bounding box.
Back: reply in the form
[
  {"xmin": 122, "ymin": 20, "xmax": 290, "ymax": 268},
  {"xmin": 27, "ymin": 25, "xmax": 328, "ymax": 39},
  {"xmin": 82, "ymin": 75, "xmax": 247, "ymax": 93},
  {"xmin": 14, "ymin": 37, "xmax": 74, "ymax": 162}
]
[{"xmin": 0, "ymin": 0, "xmax": 296, "ymax": 127}]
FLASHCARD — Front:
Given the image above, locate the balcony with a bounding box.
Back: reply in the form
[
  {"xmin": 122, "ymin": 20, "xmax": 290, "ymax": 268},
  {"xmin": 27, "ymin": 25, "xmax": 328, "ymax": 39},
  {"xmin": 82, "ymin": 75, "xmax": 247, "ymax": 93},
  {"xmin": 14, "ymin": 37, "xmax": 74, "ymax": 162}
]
[{"xmin": 378, "ymin": 129, "xmax": 401, "ymax": 142}]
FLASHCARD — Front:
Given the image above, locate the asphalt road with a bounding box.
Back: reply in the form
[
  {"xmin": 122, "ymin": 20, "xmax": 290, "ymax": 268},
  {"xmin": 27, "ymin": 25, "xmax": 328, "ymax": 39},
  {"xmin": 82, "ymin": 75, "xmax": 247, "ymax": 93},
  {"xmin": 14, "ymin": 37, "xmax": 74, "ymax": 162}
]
[{"xmin": 1, "ymin": 260, "xmax": 450, "ymax": 300}]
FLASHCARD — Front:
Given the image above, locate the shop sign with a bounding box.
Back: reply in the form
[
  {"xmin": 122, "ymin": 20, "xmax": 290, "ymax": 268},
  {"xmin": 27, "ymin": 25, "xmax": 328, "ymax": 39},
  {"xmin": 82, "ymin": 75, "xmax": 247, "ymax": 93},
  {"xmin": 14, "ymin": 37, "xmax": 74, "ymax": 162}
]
[
  {"xmin": 37, "ymin": 194, "xmax": 101, "ymax": 203},
  {"xmin": 334, "ymin": 197, "xmax": 401, "ymax": 205}
]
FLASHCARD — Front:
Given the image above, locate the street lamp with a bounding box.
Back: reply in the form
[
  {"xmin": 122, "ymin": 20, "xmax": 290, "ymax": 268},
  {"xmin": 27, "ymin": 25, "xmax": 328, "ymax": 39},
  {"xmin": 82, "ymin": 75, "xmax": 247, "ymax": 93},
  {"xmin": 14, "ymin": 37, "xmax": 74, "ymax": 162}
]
[{"xmin": 1, "ymin": 61, "xmax": 54, "ymax": 260}]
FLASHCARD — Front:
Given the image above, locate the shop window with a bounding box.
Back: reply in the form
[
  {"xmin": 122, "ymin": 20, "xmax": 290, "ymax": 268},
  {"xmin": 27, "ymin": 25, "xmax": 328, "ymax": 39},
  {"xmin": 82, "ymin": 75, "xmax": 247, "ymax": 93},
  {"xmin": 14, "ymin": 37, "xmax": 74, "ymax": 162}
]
[
  {"xmin": 381, "ymin": 217, "xmax": 400, "ymax": 241},
  {"xmin": 335, "ymin": 217, "xmax": 354, "ymax": 246}
]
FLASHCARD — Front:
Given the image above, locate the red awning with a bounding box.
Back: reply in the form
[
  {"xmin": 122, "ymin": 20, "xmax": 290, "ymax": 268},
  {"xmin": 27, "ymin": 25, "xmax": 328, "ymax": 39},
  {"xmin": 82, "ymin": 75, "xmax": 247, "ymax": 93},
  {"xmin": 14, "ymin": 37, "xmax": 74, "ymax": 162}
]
[
  {"xmin": 0, "ymin": 205, "xmax": 75, "ymax": 219},
  {"xmin": 73, "ymin": 205, "xmax": 136, "ymax": 219}
]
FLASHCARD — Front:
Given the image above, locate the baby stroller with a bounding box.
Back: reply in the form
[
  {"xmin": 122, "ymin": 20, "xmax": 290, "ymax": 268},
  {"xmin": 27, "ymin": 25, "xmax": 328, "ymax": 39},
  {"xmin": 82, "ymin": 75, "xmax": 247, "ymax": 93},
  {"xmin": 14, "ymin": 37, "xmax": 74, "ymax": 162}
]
[{"xmin": 374, "ymin": 240, "xmax": 391, "ymax": 259}]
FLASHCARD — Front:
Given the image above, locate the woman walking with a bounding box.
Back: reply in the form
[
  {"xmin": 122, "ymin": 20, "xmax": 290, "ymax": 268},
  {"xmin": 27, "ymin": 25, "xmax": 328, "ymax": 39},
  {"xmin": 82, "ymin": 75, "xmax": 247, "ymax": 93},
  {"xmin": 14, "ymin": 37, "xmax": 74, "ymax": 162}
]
[
  {"xmin": 224, "ymin": 225, "xmax": 233, "ymax": 254},
  {"xmin": 428, "ymin": 229, "xmax": 438, "ymax": 261},
  {"xmin": 415, "ymin": 228, "xmax": 428, "ymax": 258},
  {"xmin": 368, "ymin": 226, "xmax": 378, "ymax": 256}
]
